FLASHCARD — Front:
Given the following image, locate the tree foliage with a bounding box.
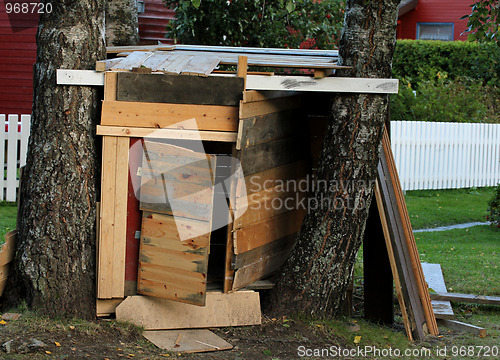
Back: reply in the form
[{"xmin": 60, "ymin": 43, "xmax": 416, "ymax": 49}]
[
  {"xmin": 164, "ymin": 0, "xmax": 345, "ymax": 49},
  {"xmin": 461, "ymin": 0, "xmax": 499, "ymax": 45}
]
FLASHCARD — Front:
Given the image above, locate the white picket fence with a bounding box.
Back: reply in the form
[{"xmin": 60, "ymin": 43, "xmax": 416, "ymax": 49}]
[
  {"xmin": 391, "ymin": 121, "xmax": 500, "ymax": 191},
  {"xmin": 1, "ymin": 116, "xmax": 499, "ymax": 200},
  {"xmin": 1, "ymin": 114, "xmax": 31, "ymax": 202}
]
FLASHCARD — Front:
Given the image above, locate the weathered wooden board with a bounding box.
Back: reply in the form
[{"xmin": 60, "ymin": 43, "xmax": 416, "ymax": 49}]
[
  {"xmin": 139, "ymin": 142, "xmax": 216, "ymax": 222},
  {"xmin": 242, "ymin": 90, "xmax": 299, "ymax": 103},
  {"xmin": 143, "ymin": 329, "xmax": 233, "ymax": 353},
  {"xmin": 101, "ymin": 101, "xmax": 239, "ymax": 132},
  {"xmin": 116, "ymin": 291, "xmax": 261, "ymax": 330},
  {"xmin": 421, "ymin": 263, "xmax": 455, "ymax": 320},
  {"xmin": 233, "ymin": 233, "xmax": 296, "ymax": 269},
  {"xmin": 237, "ymin": 137, "xmax": 304, "ymax": 176},
  {"xmin": 181, "ymin": 55, "xmax": 220, "ymax": 76},
  {"xmin": 237, "ymin": 110, "xmax": 301, "ymax": 149},
  {"xmin": 96, "ymin": 126, "xmax": 238, "ymax": 142},
  {"xmin": 116, "ymin": 73, "xmax": 244, "ymax": 106},
  {"xmin": 138, "ymin": 214, "xmax": 212, "ymax": 306},
  {"xmin": 111, "ymin": 51, "xmax": 153, "ymax": 70},
  {"xmin": 437, "ymin": 319, "xmax": 486, "ymax": 338},
  {"xmin": 246, "ymin": 75, "xmax": 399, "ymax": 93},
  {"xmin": 239, "ymin": 95, "xmax": 302, "ymax": 119},
  {"xmin": 96, "ymin": 299, "xmax": 124, "ymax": 317},
  {"xmin": 431, "ymin": 292, "xmax": 500, "ymax": 306},
  {"xmin": 233, "ymin": 209, "xmax": 305, "ymax": 254}
]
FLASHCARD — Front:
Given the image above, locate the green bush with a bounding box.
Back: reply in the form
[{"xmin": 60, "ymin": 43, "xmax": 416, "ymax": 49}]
[
  {"xmin": 391, "ymin": 40, "xmax": 500, "ymax": 123},
  {"xmin": 163, "ymin": 0, "xmax": 344, "ymax": 49},
  {"xmin": 487, "ymin": 184, "xmax": 500, "ymax": 228}
]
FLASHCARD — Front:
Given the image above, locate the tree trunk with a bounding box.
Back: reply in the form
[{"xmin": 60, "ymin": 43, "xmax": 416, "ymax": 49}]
[
  {"xmin": 106, "ymin": 0, "xmax": 139, "ymax": 46},
  {"xmin": 268, "ymin": 0, "xmax": 400, "ymax": 318},
  {"xmin": 7, "ymin": 0, "xmax": 105, "ymax": 319}
]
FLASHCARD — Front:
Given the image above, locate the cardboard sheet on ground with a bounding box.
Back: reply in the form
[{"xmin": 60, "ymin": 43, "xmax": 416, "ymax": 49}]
[{"xmin": 143, "ymin": 329, "xmax": 233, "ymax": 353}]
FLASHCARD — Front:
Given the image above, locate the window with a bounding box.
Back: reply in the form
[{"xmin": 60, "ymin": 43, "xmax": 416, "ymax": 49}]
[{"xmin": 417, "ymin": 23, "xmax": 454, "ymax": 41}]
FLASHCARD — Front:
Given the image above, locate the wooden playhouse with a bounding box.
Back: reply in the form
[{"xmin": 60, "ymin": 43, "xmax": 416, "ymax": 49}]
[{"xmin": 77, "ymin": 45, "xmax": 399, "ymax": 327}]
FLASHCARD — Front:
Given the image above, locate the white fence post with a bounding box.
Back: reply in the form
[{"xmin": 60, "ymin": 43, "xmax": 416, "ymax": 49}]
[
  {"xmin": 1, "ymin": 114, "xmax": 31, "ymax": 202},
  {"xmin": 391, "ymin": 121, "xmax": 500, "ymax": 191}
]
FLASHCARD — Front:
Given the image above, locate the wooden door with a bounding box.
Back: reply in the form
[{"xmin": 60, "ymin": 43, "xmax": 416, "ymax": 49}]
[{"xmin": 137, "ymin": 141, "xmax": 216, "ymax": 306}]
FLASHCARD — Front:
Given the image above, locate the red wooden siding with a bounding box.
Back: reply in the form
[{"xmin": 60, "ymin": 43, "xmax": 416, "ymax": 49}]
[
  {"xmin": 0, "ymin": 0, "xmax": 38, "ymax": 115},
  {"xmin": 138, "ymin": 0, "xmax": 175, "ymax": 45},
  {"xmin": 397, "ymin": 0, "xmax": 473, "ymax": 41}
]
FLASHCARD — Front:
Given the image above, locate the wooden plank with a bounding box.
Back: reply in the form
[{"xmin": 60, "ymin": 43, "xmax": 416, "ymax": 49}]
[
  {"xmin": 139, "ymin": 52, "xmax": 173, "ymax": 71},
  {"xmin": 143, "ymin": 329, "xmax": 233, "ymax": 353},
  {"xmin": 239, "ymin": 95, "xmax": 302, "ymax": 119},
  {"xmin": 96, "ymin": 126, "xmax": 238, "ymax": 142},
  {"xmin": 116, "ymin": 291, "xmax": 261, "ymax": 330},
  {"xmin": 242, "ymin": 90, "xmax": 298, "ymax": 103},
  {"xmin": 233, "ymin": 209, "xmax": 305, "ymax": 254},
  {"xmin": 242, "ymin": 280, "xmax": 275, "ymax": 290},
  {"xmin": 232, "ymin": 248, "xmax": 292, "ymax": 290},
  {"xmin": 237, "ymin": 109, "xmax": 300, "ymax": 150},
  {"xmin": 56, "ymin": 69, "xmax": 105, "ymax": 86},
  {"xmin": 116, "ymin": 72, "xmax": 244, "ymax": 106},
  {"xmin": 437, "ymin": 319, "xmax": 487, "ymax": 338},
  {"xmin": 100, "ymin": 101, "xmax": 239, "ymax": 132},
  {"xmin": 234, "ymin": 187, "xmax": 306, "ymax": 229},
  {"xmin": 224, "ymin": 145, "xmax": 238, "ymax": 293},
  {"xmin": 421, "ymin": 263, "xmax": 455, "ymax": 320},
  {"xmin": 111, "ymin": 51, "xmax": 153, "ymax": 70},
  {"xmin": 98, "ymin": 136, "xmax": 118, "ymax": 299},
  {"xmin": 96, "ymin": 299, "xmax": 124, "ymax": 317},
  {"xmin": 233, "ymin": 234, "xmax": 296, "ymax": 269},
  {"xmin": 96, "ymin": 58, "xmax": 123, "ymax": 71},
  {"xmin": 104, "ymin": 72, "xmax": 118, "ymax": 101},
  {"xmin": 374, "ymin": 183, "xmax": 413, "ymax": 341},
  {"xmin": 0, "ymin": 230, "xmax": 17, "ymax": 267},
  {"xmin": 160, "ymin": 54, "xmax": 194, "ymax": 74},
  {"xmin": 381, "ymin": 128, "xmax": 439, "ymax": 336},
  {"xmin": 238, "ymin": 137, "xmax": 304, "ymax": 176},
  {"xmin": 246, "ymin": 75, "xmax": 399, "ymax": 93},
  {"xmin": 237, "ymin": 55, "xmax": 248, "ymax": 89},
  {"xmin": 111, "ymin": 137, "xmax": 129, "ymax": 298},
  {"xmin": 181, "ymin": 55, "xmax": 220, "ymax": 76},
  {"xmin": 430, "ymin": 292, "xmax": 500, "ymax": 306},
  {"xmin": 236, "ymin": 160, "xmax": 308, "ymax": 197},
  {"xmin": 137, "ymin": 211, "xmax": 212, "ymax": 306}
]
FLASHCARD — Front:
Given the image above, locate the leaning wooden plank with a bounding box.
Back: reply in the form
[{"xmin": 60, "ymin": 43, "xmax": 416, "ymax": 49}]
[
  {"xmin": 381, "ymin": 128, "xmax": 439, "ymax": 336},
  {"xmin": 430, "ymin": 292, "xmax": 500, "ymax": 306},
  {"xmin": 181, "ymin": 55, "xmax": 220, "ymax": 76},
  {"xmin": 116, "ymin": 291, "xmax": 261, "ymax": 330},
  {"xmin": 111, "ymin": 137, "xmax": 130, "ymax": 298},
  {"xmin": 100, "ymin": 101, "xmax": 239, "ymax": 132},
  {"xmin": 98, "ymin": 136, "xmax": 118, "ymax": 299},
  {"xmin": 239, "ymin": 95, "xmax": 302, "ymax": 119},
  {"xmin": 116, "ymin": 72, "xmax": 244, "ymax": 106},
  {"xmin": 246, "ymin": 75, "xmax": 399, "ymax": 93},
  {"xmin": 421, "ymin": 263, "xmax": 455, "ymax": 320},
  {"xmin": 437, "ymin": 319, "xmax": 486, "ymax": 338},
  {"xmin": 143, "ymin": 329, "xmax": 233, "ymax": 353},
  {"xmin": 56, "ymin": 69, "xmax": 105, "ymax": 86},
  {"xmin": 0, "ymin": 230, "xmax": 17, "ymax": 267},
  {"xmin": 96, "ymin": 126, "xmax": 238, "ymax": 142},
  {"xmin": 237, "ymin": 109, "xmax": 300, "ymax": 150},
  {"xmin": 377, "ymin": 144, "xmax": 428, "ymax": 340},
  {"xmin": 233, "ymin": 209, "xmax": 305, "ymax": 254}
]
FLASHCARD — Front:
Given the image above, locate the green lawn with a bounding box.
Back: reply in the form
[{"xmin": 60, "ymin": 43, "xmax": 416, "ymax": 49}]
[
  {"xmin": 0, "ymin": 201, "xmax": 17, "ymax": 244},
  {"xmin": 404, "ymin": 187, "xmax": 494, "ymax": 230}
]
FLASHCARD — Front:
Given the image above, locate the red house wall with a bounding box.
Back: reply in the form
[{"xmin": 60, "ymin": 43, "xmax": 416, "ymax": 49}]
[
  {"xmin": 397, "ymin": 0, "xmax": 472, "ymax": 41},
  {"xmin": 138, "ymin": 0, "xmax": 175, "ymax": 45},
  {"xmin": 0, "ymin": 0, "xmax": 38, "ymax": 116}
]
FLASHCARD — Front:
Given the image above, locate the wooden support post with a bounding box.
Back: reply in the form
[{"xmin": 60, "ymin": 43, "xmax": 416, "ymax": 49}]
[{"xmin": 237, "ymin": 56, "xmax": 248, "ymax": 89}]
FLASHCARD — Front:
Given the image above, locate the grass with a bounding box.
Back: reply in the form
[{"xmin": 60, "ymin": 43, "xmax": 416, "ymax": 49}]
[
  {"xmin": 0, "ymin": 201, "xmax": 17, "ymax": 244},
  {"xmin": 416, "ymin": 226, "xmax": 499, "ymax": 295},
  {"xmin": 404, "ymin": 187, "xmax": 494, "ymax": 229}
]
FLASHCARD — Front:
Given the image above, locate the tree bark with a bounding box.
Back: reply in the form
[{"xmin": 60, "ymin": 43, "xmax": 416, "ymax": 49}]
[
  {"xmin": 106, "ymin": 0, "xmax": 139, "ymax": 46},
  {"xmin": 7, "ymin": 0, "xmax": 105, "ymax": 319},
  {"xmin": 268, "ymin": 0, "xmax": 400, "ymax": 318}
]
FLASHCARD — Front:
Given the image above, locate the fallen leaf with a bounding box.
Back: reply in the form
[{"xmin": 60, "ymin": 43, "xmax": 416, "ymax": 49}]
[
  {"xmin": 128, "ymin": 355, "xmax": 135, "ymax": 357},
  {"xmin": 45, "ymin": 351, "xmax": 52, "ymax": 354},
  {"xmin": 0, "ymin": 320, "xmax": 7, "ymax": 325},
  {"xmin": 54, "ymin": 342, "xmax": 61, "ymax": 347},
  {"xmin": 69, "ymin": 325, "xmax": 75, "ymax": 330},
  {"xmin": 354, "ymin": 336, "xmax": 362, "ymax": 344}
]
